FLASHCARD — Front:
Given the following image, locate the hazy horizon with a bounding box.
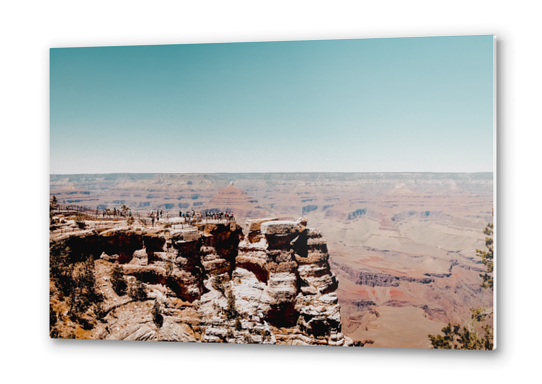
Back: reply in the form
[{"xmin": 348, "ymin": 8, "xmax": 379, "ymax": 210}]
[{"xmin": 50, "ymin": 36, "xmax": 494, "ymax": 174}]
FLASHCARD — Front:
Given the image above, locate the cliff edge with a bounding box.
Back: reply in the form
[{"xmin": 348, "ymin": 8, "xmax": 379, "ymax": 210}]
[{"xmin": 49, "ymin": 216, "xmax": 352, "ymax": 346}]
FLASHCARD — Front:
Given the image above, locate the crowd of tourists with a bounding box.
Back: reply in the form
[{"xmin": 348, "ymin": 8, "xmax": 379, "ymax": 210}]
[
  {"xmin": 148, "ymin": 209, "xmax": 235, "ymax": 226},
  {"xmin": 98, "ymin": 207, "xmax": 132, "ymax": 218},
  {"xmin": 92, "ymin": 205, "xmax": 235, "ymax": 227}
]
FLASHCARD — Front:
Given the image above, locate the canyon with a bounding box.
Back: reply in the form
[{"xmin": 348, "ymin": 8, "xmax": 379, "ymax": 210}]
[{"xmin": 50, "ymin": 172, "xmax": 494, "ymax": 348}]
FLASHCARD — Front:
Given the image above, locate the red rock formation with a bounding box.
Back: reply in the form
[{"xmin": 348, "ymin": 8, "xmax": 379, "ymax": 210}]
[
  {"xmin": 208, "ymin": 183, "xmax": 269, "ymax": 219},
  {"xmin": 49, "ymin": 217, "xmax": 350, "ymax": 346}
]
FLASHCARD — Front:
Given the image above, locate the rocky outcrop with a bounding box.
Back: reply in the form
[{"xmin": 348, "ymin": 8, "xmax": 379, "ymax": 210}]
[
  {"xmin": 50, "ymin": 218, "xmax": 350, "ymax": 346},
  {"xmin": 224, "ymin": 217, "xmax": 347, "ymax": 345},
  {"xmin": 245, "ymin": 217, "xmax": 279, "ymax": 243}
]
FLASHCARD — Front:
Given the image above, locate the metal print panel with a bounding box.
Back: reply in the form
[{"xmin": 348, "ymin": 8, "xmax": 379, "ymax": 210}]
[{"xmin": 49, "ymin": 36, "xmax": 495, "ymax": 349}]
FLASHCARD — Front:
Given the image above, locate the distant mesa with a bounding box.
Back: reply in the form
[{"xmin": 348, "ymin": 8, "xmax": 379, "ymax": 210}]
[
  {"xmin": 388, "ymin": 183, "xmax": 418, "ymax": 196},
  {"xmin": 209, "ymin": 184, "xmax": 268, "ymax": 219}
]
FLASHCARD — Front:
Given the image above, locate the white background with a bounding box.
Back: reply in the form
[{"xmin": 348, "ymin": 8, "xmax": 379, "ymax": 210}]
[{"xmin": 1, "ymin": 0, "xmax": 540, "ymax": 382}]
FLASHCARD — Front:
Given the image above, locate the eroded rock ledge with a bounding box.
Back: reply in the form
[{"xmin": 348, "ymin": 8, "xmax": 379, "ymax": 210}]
[{"xmin": 50, "ymin": 218, "xmax": 352, "ymax": 346}]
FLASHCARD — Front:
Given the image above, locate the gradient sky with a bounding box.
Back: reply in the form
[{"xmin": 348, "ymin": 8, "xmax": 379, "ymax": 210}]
[{"xmin": 50, "ymin": 35, "xmax": 494, "ymax": 174}]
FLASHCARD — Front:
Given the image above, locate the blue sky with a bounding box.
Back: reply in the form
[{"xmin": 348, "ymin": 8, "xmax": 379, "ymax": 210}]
[{"xmin": 50, "ymin": 35, "xmax": 494, "ymax": 174}]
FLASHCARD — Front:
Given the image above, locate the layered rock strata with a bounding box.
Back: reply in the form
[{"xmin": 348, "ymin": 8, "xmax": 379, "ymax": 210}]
[{"xmin": 49, "ymin": 218, "xmax": 350, "ymax": 346}]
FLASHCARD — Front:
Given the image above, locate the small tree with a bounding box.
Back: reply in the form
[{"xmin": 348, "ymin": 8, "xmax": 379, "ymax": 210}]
[
  {"xmin": 110, "ymin": 265, "xmax": 127, "ymax": 296},
  {"xmin": 50, "ymin": 242, "xmax": 75, "ymax": 298},
  {"xmin": 234, "ymin": 318, "xmax": 242, "ymax": 331},
  {"xmin": 225, "ymin": 289, "xmax": 239, "ymax": 320},
  {"xmin": 50, "ymin": 195, "xmax": 58, "ymax": 211},
  {"xmin": 429, "ymin": 222, "xmax": 494, "ymax": 350},
  {"xmin": 429, "ymin": 310, "xmax": 493, "ymax": 350},
  {"xmin": 476, "ymin": 223, "xmax": 494, "ymax": 290},
  {"xmin": 152, "ymin": 301, "xmax": 163, "ymax": 328}
]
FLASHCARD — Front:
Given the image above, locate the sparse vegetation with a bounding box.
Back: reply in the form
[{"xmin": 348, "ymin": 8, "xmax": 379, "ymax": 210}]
[
  {"xmin": 74, "ymin": 212, "xmax": 86, "ymax": 229},
  {"xmin": 163, "ymin": 222, "xmax": 172, "ymax": 229},
  {"xmin": 50, "ymin": 241, "xmax": 75, "ymax": 298},
  {"xmin": 110, "ymin": 265, "xmax": 127, "ymax": 296},
  {"xmin": 192, "ymin": 324, "xmax": 206, "ymax": 339},
  {"xmin": 429, "ymin": 222, "xmax": 494, "ymax": 350},
  {"xmin": 50, "ymin": 195, "xmax": 57, "ymax": 210},
  {"xmin": 476, "ymin": 223, "xmax": 494, "ymax": 290},
  {"xmin": 211, "ymin": 275, "xmax": 228, "ymax": 296},
  {"xmin": 352, "ymin": 339, "xmax": 375, "ymax": 347},
  {"xmin": 164, "ymin": 261, "xmax": 173, "ymax": 276},
  {"xmin": 428, "ymin": 317, "xmax": 493, "ymax": 350},
  {"xmin": 49, "ymin": 242, "xmax": 104, "ymax": 337},
  {"xmin": 49, "ymin": 304, "xmax": 58, "ymax": 337},
  {"xmin": 128, "ymin": 279, "xmax": 147, "ymax": 301},
  {"xmin": 259, "ymin": 328, "xmax": 268, "ymax": 341},
  {"xmin": 225, "ymin": 289, "xmax": 239, "ymax": 320},
  {"xmin": 234, "ymin": 318, "xmax": 242, "ymax": 331},
  {"xmin": 152, "ymin": 301, "xmax": 163, "ymax": 328},
  {"xmin": 126, "ymin": 216, "xmax": 134, "ymax": 226}
]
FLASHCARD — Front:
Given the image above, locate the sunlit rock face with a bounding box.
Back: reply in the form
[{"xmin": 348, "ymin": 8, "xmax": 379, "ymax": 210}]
[{"xmin": 49, "ymin": 217, "xmax": 351, "ymax": 346}]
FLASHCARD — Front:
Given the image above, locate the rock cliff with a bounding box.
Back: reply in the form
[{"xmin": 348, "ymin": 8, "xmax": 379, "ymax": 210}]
[{"xmin": 49, "ymin": 217, "xmax": 351, "ymax": 346}]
